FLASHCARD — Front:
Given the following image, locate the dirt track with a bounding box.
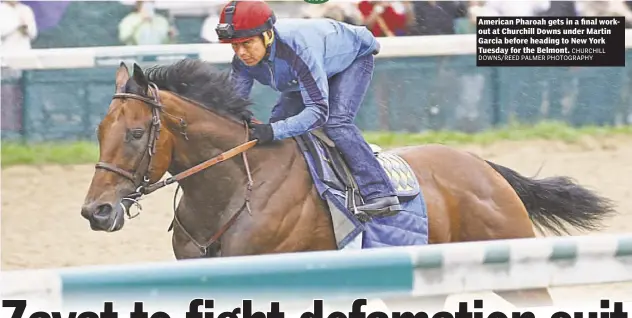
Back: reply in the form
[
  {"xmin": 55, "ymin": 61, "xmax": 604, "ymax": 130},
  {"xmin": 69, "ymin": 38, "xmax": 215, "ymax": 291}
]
[{"xmin": 2, "ymin": 137, "xmax": 632, "ymax": 304}]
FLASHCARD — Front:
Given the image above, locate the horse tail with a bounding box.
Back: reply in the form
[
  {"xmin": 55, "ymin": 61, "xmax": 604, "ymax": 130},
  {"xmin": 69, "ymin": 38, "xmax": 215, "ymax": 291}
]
[{"xmin": 484, "ymin": 160, "xmax": 617, "ymax": 236}]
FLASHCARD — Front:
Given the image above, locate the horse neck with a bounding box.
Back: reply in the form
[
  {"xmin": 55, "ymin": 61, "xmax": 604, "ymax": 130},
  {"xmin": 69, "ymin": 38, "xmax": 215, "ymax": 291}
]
[
  {"xmin": 159, "ymin": 92, "xmax": 298, "ymax": 227},
  {"xmin": 160, "ymin": 92, "xmax": 246, "ymax": 188}
]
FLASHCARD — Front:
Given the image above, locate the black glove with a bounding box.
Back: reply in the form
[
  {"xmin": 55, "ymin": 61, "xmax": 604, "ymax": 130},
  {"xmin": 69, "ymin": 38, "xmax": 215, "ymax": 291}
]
[{"xmin": 248, "ymin": 123, "xmax": 274, "ymax": 144}]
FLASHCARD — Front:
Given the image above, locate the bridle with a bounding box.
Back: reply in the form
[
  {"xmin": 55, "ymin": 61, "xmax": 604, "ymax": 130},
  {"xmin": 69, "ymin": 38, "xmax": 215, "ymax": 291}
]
[
  {"xmin": 95, "ymin": 83, "xmax": 164, "ymax": 216},
  {"xmin": 94, "ymin": 82, "xmax": 258, "ymax": 256}
]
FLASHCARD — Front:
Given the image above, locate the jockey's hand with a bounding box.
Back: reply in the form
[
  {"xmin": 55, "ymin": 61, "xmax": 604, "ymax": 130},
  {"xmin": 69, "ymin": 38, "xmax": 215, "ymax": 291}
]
[{"xmin": 248, "ymin": 123, "xmax": 274, "ymax": 144}]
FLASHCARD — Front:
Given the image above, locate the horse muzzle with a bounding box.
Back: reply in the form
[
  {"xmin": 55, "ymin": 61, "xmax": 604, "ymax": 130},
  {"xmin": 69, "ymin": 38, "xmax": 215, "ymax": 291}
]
[{"xmin": 80, "ymin": 201, "xmax": 125, "ymax": 232}]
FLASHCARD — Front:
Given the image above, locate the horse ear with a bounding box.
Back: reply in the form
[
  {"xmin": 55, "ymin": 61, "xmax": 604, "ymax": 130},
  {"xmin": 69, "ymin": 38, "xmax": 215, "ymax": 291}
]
[
  {"xmin": 132, "ymin": 63, "xmax": 149, "ymax": 91},
  {"xmin": 115, "ymin": 62, "xmax": 130, "ymax": 93}
]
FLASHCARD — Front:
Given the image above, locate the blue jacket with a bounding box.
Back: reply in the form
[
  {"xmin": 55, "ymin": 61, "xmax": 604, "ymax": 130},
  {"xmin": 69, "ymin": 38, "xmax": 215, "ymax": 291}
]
[{"xmin": 229, "ymin": 18, "xmax": 380, "ymax": 141}]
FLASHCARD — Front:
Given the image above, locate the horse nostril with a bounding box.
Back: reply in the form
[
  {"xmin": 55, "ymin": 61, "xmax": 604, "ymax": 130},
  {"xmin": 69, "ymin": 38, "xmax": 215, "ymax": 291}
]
[{"xmin": 94, "ymin": 204, "xmax": 113, "ymax": 219}]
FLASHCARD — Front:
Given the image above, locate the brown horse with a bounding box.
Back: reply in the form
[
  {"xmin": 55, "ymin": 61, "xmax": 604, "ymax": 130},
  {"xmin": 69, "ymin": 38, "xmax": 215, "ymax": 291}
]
[{"xmin": 81, "ymin": 60, "xmax": 616, "ymax": 309}]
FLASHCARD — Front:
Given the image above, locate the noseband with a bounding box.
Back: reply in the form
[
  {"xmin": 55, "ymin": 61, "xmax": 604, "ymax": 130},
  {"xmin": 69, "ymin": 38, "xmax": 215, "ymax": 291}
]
[{"xmin": 95, "ymin": 82, "xmax": 258, "ymax": 255}]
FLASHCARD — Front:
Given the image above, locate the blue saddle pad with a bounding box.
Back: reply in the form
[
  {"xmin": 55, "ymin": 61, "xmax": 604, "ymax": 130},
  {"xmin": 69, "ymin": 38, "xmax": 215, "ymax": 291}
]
[{"xmin": 293, "ymin": 132, "xmax": 429, "ymax": 249}]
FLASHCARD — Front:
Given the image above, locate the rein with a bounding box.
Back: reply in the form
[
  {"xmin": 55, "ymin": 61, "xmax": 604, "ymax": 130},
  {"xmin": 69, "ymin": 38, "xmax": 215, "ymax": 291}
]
[{"xmin": 95, "ymin": 82, "xmax": 258, "ymax": 256}]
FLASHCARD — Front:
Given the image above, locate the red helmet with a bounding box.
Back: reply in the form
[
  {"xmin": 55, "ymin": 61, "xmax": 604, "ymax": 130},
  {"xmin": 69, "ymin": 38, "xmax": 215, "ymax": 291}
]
[{"xmin": 215, "ymin": 1, "xmax": 276, "ymax": 44}]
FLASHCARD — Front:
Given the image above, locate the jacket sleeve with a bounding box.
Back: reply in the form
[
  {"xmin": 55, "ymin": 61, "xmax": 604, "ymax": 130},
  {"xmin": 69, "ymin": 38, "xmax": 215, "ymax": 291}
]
[
  {"xmin": 270, "ymin": 48, "xmax": 329, "ymax": 140},
  {"xmin": 229, "ymin": 56, "xmax": 254, "ymax": 99}
]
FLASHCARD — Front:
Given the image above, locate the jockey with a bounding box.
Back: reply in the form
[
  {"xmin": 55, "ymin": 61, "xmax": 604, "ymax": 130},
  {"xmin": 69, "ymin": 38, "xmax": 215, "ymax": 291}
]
[{"xmin": 215, "ymin": 0, "xmax": 402, "ymax": 217}]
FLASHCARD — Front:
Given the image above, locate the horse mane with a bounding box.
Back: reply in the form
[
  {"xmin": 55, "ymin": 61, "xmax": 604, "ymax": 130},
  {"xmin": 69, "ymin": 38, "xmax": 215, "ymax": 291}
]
[{"xmin": 140, "ymin": 58, "xmax": 254, "ymax": 121}]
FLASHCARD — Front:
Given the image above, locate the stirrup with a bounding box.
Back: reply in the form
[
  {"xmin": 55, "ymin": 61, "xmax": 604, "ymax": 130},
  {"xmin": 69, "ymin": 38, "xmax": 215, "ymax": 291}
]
[
  {"xmin": 356, "ymin": 196, "xmax": 403, "ymax": 218},
  {"xmin": 346, "ymin": 187, "xmax": 372, "ymax": 223},
  {"xmin": 358, "ymin": 205, "xmax": 402, "ymax": 218},
  {"xmin": 356, "ymin": 211, "xmax": 372, "ymax": 223}
]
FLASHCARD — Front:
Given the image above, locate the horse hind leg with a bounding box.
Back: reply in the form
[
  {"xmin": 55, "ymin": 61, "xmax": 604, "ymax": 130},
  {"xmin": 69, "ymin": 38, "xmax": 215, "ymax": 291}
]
[
  {"xmin": 455, "ymin": 173, "xmax": 555, "ymax": 308},
  {"xmin": 457, "ymin": 208, "xmax": 554, "ymax": 307}
]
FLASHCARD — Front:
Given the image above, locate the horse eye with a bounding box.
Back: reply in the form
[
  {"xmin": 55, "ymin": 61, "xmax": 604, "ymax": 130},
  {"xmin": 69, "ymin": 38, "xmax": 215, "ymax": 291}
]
[{"xmin": 131, "ymin": 128, "xmax": 145, "ymax": 139}]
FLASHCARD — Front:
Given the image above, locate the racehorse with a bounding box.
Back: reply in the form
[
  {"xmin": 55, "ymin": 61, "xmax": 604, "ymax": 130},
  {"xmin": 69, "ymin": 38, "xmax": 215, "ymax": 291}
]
[{"xmin": 81, "ymin": 59, "xmax": 617, "ymax": 309}]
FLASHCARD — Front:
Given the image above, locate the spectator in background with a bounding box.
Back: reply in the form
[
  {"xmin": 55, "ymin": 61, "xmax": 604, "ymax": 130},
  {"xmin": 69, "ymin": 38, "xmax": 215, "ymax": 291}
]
[
  {"xmin": 539, "ymin": 1, "xmax": 577, "ymax": 16},
  {"xmin": 0, "ymin": 0, "xmax": 37, "ymax": 52},
  {"xmin": 455, "ymin": 1, "xmax": 497, "ymax": 34},
  {"xmin": 482, "ymin": 0, "xmax": 550, "ymax": 16},
  {"xmin": 301, "ymin": 2, "xmax": 364, "ymax": 26},
  {"xmin": 0, "ymin": 1, "xmax": 35, "ymax": 142},
  {"xmin": 452, "ymin": 0, "xmax": 551, "ymax": 33},
  {"xmin": 358, "ymin": 1, "xmax": 414, "ymax": 37},
  {"xmin": 201, "ymin": 4, "xmax": 224, "ymax": 43},
  {"xmin": 118, "ymin": 0, "xmax": 176, "ymax": 46},
  {"xmin": 356, "ymin": 1, "xmax": 414, "ymax": 131},
  {"xmin": 575, "ymin": 0, "xmax": 632, "ymax": 28},
  {"xmin": 468, "ymin": 1, "xmax": 497, "ymax": 20},
  {"xmin": 408, "ymin": 1, "xmax": 465, "ymax": 36}
]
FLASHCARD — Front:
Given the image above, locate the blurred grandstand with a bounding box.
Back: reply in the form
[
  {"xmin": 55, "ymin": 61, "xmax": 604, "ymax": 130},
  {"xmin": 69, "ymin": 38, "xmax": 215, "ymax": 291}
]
[{"xmin": 1, "ymin": 0, "xmax": 631, "ymax": 141}]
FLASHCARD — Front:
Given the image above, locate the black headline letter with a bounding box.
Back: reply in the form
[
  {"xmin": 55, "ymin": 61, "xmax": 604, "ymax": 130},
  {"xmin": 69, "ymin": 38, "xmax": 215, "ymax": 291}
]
[
  {"xmin": 187, "ymin": 299, "xmax": 208, "ymax": 318},
  {"xmin": 217, "ymin": 311, "xmax": 237, "ymax": 318},
  {"xmin": 349, "ymin": 299, "xmax": 366, "ymax": 318},
  {"xmin": 513, "ymin": 311, "xmax": 533, "ymax": 318},
  {"xmin": 552, "ymin": 312, "xmax": 571, "ymax": 318},
  {"xmin": 368, "ymin": 312, "xmax": 388, "ymax": 318},
  {"xmin": 611, "ymin": 302, "xmax": 627, "ymax": 318},
  {"xmin": 77, "ymin": 312, "xmax": 99, "ymax": 318},
  {"xmin": 455, "ymin": 302, "xmax": 472, "ymax": 318},
  {"xmin": 473, "ymin": 300, "xmax": 483, "ymax": 318},
  {"xmin": 433, "ymin": 312, "xmax": 454, "ymax": 318},
  {"xmin": 101, "ymin": 302, "xmax": 118, "ymax": 318},
  {"xmin": 488, "ymin": 312, "xmax": 507, "ymax": 318},
  {"xmin": 130, "ymin": 302, "xmax": 148, "ymax": 318},
  {"xmin": 301, "ymin": 300, "xmax": 323, "ymax": 318},
  {"xmin": 2, "ymin": 300, "xmax": 26, "ymax": 318},
  {"xmin": 268, "ymin": 302, "xmax": 284, "ymax": 318},
  {"xmin": 243, "ymin": 300, "xmax": 265, "ymax": 318}
]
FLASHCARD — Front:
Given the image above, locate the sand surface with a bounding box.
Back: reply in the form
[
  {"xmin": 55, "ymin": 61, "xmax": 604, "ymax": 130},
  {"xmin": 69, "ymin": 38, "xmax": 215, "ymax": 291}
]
[{"xmin": 3, "ymin": 136, "xmax": 632, "ymax": 305}]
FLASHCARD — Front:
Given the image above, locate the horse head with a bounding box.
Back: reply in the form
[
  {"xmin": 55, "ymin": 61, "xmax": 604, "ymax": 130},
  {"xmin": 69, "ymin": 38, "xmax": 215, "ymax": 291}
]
[
  {"xmin": 80, "ymin": 62, "xmax": 178, "ymax": 232},
  {"xmin": 80, "ymin": 59, "xmax": 263, "ymax": 236}
]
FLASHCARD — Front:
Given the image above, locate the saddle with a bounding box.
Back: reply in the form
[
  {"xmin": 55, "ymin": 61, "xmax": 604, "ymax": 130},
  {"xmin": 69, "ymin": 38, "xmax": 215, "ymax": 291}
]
[{"xmin": 293, "ymin": 128, "xmax": 421, "ymax": 220}]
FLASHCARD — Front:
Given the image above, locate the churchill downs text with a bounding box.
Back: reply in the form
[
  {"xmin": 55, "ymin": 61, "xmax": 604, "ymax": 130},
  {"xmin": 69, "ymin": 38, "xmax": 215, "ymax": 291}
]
[
  {"xmin": 2, "ymin": 299, "xmax": 629, "ymax": 318},
  {"xmin": 477, "ymin": 27, "xmax": 611, "ymax": 36}
]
